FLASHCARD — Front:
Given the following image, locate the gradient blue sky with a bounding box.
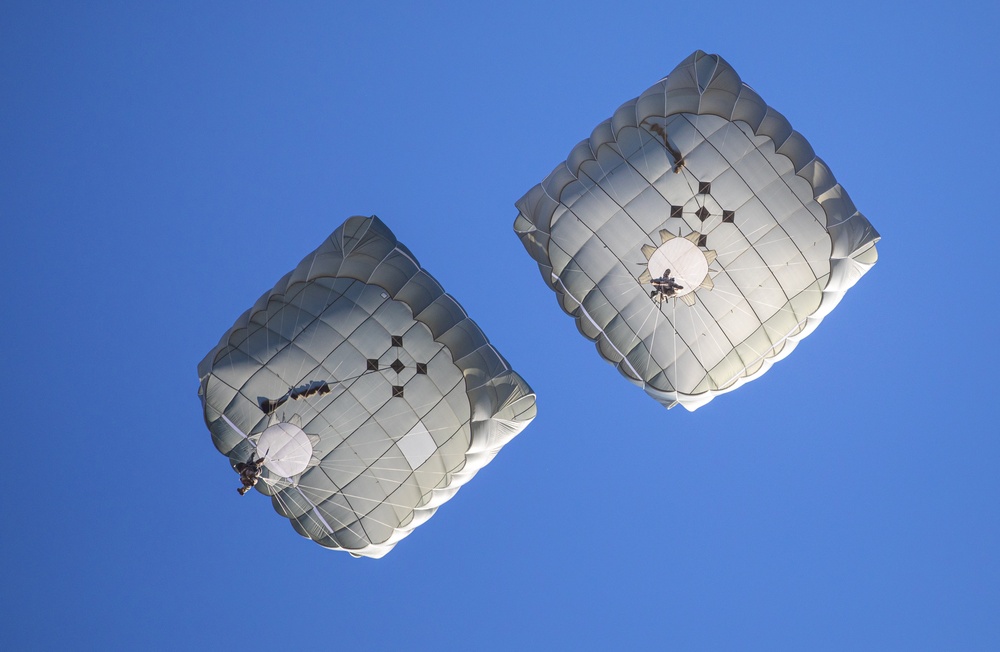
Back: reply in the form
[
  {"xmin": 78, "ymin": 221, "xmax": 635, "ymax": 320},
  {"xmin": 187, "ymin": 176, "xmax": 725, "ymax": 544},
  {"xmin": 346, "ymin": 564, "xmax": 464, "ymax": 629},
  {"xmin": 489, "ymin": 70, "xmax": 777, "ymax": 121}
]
[{"xmin": 3, "ymin": 2, "xmax": 998, "ymax": 650}]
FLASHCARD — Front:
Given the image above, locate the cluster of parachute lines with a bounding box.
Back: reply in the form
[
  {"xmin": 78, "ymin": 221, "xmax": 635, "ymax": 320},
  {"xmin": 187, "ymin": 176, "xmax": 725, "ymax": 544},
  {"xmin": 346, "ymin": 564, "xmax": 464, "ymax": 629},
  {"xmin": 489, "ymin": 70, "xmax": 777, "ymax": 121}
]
[{"xmin": 198, "ymin": 51, "xmax": 878, "ymax": 557}]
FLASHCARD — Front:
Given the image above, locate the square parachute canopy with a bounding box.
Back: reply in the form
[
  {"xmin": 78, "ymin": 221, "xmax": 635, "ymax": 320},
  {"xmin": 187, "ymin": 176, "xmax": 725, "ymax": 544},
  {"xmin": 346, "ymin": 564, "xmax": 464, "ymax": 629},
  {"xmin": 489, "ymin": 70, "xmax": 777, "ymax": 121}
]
[
  {"xmin": 199, "ymin": 216, "xmax": 537, "ymax": 558},
  {"xmin": 514, "ymin": 51, "xmax": 879, "ymax": 411}
]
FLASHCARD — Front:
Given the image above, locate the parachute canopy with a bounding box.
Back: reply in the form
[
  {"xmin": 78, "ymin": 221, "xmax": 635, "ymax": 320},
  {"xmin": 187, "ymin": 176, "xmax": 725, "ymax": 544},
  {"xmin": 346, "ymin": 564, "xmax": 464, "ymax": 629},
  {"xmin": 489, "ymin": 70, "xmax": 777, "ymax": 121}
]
[
  {"xmin": 515, "ymin": 51, "xmax": 879, "ymax": 410},
  {"xmin": 198, "ymin": 216, "xmax": 536, "ymax": 557}
]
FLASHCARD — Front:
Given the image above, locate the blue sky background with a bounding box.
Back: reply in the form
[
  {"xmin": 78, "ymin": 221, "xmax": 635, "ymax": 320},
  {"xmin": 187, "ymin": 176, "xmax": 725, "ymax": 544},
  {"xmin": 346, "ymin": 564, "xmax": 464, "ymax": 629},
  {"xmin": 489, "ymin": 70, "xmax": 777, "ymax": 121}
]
[{"xmin": 3, "ymin": 1, "xmax": 998, "ymax": 649}]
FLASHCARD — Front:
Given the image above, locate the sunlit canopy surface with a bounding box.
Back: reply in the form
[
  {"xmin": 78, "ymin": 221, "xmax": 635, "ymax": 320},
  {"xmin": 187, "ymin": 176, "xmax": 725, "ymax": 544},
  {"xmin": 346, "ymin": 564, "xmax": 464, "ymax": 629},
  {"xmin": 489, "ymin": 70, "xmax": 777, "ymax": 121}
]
[
  {"xmin": 199, "ymin": 216, "xmax": 537, "ymax": 557},
  {"xmin": 515, "ymin": 51, "xmax": 879, "ymax": 410}
]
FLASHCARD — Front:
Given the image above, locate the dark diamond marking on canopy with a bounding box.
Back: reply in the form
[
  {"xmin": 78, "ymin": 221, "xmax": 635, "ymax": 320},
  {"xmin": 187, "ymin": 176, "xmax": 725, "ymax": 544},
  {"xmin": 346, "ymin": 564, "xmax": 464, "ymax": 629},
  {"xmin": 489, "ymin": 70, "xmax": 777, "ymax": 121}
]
[
  {"xmin": 366, "ymin": 359, "xmax": 380, "ymax": 371},
  {"xmin": 391, "ymin": 335, "xmax": 403, "ymax": 347},
  {"xmin": 391, "ymin": 385, "xmax": 404, "ymax": 398},
  {"xmin": 415, "ymin": 362, "xmax": 427, "ymax": 375},
  {"xmin": 390, "ymin": 359, "xmax": 406, "ymax": 374},
  {"xmin": 696, "ymin": 206, "xmax": 710, "ymax": 221},
  {"xmin": 698, "ymin": 181, "xmax": 711, "ymax": 195},
  {"xmin": 697, "ymin": 234, "xmax": 708, "ymax": 248},
  {"xmin": 670, "ymin": 205, "xmax": 683, "ymax": 218}
]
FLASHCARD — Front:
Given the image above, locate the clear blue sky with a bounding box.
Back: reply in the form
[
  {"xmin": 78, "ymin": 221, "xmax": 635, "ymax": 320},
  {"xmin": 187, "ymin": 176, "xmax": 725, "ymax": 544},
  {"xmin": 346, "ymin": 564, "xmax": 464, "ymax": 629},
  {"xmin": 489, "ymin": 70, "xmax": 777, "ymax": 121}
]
[{"xmin": 3, "ymin": 1, "xmax": 998, "ymax": 650}]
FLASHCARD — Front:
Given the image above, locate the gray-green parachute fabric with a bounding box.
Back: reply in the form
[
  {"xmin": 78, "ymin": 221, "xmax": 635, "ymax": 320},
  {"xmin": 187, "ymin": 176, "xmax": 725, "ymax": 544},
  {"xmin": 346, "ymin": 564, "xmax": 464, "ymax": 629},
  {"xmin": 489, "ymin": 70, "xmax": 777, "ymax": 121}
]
[
  {"xmin": 514, "ymin": 51, "xmax": 879, "ymax": 411},
  {"xmin": 198, "ymin": 216, "xmax": 536, "ymax": 557}
]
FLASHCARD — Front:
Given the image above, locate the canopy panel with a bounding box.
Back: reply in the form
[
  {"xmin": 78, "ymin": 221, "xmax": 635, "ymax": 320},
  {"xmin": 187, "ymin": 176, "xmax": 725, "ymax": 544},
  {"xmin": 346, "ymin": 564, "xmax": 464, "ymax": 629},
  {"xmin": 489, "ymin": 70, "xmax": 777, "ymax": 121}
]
[
  {"xmin": 199, "ymin": 216, "xmax": 536, "ymax": 557},
  {"xmin": 515, "ymin": 51, "xmax": 879, "ymax": 410}
]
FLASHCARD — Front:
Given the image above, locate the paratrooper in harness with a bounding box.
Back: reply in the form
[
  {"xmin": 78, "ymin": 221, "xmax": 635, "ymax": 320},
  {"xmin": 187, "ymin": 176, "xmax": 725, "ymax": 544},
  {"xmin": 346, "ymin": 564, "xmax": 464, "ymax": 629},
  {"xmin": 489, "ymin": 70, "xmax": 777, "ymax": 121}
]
[
  {"xmin": 235, "ymin": 452, "xmax": 266, "ymax": 495},
  {"xmin": 649, "ymin": 269, "xmax": 684, "ymax": 304}
]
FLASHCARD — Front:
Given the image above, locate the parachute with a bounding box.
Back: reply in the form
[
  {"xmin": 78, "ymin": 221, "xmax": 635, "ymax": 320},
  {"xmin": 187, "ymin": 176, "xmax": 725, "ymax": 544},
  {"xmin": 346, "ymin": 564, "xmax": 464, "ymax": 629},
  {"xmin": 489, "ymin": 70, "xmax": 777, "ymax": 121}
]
[
  {"xmin": 514, "ymin": 51, "xmax": 879, "ymax": 410},
  {"xmin": 198, "ymin": 216, "xmax": 536, "ymax": 557}
]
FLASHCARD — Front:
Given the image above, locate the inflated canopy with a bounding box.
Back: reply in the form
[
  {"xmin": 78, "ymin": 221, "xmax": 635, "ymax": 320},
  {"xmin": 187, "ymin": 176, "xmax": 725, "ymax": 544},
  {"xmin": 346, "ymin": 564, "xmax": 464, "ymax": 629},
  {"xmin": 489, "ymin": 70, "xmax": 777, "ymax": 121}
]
[
  {"xmin": 198, "ymin": 216, "xmax": 536, "ymax": 557},
  {"xmin": 515, "ymin": 51, "xmax": 879, "ymax": 410}
]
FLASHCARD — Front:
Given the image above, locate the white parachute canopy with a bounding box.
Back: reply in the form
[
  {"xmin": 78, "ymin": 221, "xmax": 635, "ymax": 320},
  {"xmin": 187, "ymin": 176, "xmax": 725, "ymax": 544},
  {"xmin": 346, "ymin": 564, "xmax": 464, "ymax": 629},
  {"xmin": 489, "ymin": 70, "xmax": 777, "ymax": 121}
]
[
  {"xmin": 515, "ymin": 50, "xmax": 879, "ymax": 411},
  {"xmin": 199, "ymin": 216, "xmax": 537, "ymax": 558}
]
